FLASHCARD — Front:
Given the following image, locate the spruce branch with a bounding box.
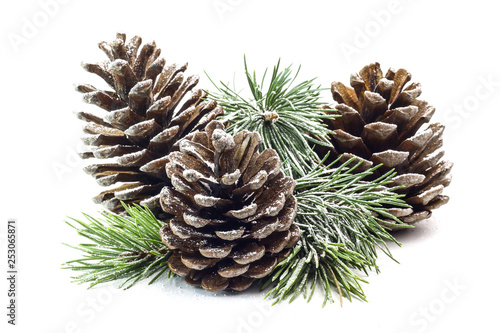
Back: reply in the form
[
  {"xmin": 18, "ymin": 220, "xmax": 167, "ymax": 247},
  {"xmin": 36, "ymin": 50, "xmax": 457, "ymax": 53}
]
[
  {"xmin": 206, "ymin": 57, "xmax": 335, "ymax": 178},
  {"xmin": 62, "ymin": 204, "xmax": 172, "ymax": 289},
  {"xmin": 263, "ymin": 157, "xmax": 411, "ymax": 306}
]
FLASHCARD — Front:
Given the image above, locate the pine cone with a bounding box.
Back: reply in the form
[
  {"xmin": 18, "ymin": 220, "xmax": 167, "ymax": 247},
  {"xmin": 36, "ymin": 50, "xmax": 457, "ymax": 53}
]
[
  {"xmin": 323, "ymin": 63, "xmax": 452, "ymax": 228},
  {"xmin": 159, "ymin": 120, "xmax": 300, "ymax": 291},
  {"xmin": 75, "ymin": 33, "xmax": 222, "ymax": 215}
]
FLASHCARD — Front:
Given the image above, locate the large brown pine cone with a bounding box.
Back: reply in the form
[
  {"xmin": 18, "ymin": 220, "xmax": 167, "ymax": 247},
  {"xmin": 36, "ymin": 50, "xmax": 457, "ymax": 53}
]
[
  {"xmin": 322, "ymin": 63, "xmax": 452, "ymax": 228},
  {"xmin": 75, "ymin": 33, "xmax": 222, "ymax": 215},
  {"xmin": 159, "ymin": 120, "xmax": 300, "ymax": 291}
]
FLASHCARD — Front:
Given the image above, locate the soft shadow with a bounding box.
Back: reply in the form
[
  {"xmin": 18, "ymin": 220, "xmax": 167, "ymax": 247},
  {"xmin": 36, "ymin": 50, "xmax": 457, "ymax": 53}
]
[
  {"xmin": 153, "ymin": 273, "xmax": 264, "ymax": 299},
  {"xmin": 391, "ymin": 216, "xmax": 438, "ymax": 245}
]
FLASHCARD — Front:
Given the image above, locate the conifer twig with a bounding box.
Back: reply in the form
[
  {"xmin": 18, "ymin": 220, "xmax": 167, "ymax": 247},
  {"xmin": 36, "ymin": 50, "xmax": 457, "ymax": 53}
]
[
  {"xmin": 262, "ymin": 157, "xmax": 410, "ymax": 306},
  {"xmin": 62, "ymin": 204, "xmax": 172, "ymax": 289},
  {"xmin": 206, "ymin": 57, "xmax": 335, "ymax": 178}
]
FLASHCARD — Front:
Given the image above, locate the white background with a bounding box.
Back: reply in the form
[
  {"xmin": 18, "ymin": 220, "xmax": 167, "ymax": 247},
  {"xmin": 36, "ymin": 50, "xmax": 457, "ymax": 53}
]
[{"xmin": 1, "ymin": 0, "xmax": 498, "ymax": 332}]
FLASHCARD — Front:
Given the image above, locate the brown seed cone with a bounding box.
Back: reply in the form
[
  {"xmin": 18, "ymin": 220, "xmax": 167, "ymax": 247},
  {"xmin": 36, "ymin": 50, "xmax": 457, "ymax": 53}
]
[
  {"xmin": 159, "ymin": 120, "xmax": 300, "ymax": 291},
  {"xmin": 75, "ymin": 33, "xmax": 223, "ymax": 215},
  {"xmin": 321, "ymin": 63, "xmax": 452, "ymax": 229}
]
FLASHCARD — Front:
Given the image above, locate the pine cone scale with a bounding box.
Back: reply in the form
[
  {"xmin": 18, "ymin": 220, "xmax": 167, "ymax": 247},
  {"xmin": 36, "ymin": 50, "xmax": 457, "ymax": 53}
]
[{"xmin": 218, "ymin": 262, "xmax": 249, "ymax": 278}]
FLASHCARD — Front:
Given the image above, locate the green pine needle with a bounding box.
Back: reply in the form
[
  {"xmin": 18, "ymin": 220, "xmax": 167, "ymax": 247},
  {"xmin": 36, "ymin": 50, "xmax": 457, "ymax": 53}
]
[
  {"xmin": 263, "ymin": 157, "xmax": 411, "ymax": 306},
  {"xmin": 62, "ymin": 204, "xmax": 172, "ymax": 289},
  {"xmin": 206, "ymin": 56, "xmax": 335, "ymax": 178}
]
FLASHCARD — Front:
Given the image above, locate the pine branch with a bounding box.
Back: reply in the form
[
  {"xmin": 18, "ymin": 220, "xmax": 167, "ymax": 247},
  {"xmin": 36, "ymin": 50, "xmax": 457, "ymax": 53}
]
[
  {"xmin": 206, "ymin": 57, "xmax": 335, "ymax": 178},
  {"xmin": 62, "ymin": 204, "xmax": 172, "ymax": 289},
  {"xmin": 262, "ymin": 157, "xmax": 411, "ymax": 305},
  {"xmin": 207, "ymin": 59, "xmax": 412, "ymax": 304}
]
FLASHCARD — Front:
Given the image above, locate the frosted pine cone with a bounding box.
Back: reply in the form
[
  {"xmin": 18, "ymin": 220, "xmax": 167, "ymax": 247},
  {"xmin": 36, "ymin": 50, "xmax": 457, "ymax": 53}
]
[
  {"xmin": 322, "ymin": 63, "xmax": 452, "ymax": 228},
  {"xmin": 75, "ymin": 33, "xmax": 222, "ymax": 215},
  {"xmin": 160, "ymin": 120, "xmax": 300, "ymax": 291}
]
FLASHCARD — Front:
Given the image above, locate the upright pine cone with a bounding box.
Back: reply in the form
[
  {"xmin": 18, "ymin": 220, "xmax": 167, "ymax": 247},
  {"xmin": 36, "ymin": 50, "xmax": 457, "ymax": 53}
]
[
  {"xmin": 75, "ymin": 33, "xmax": 222, "ymax": 215},
  {"xmin": 160, "ymin": 120, "xmax": 300, "ymax": 291},
  {"xmin": 323, "ymin": 63, "xmax": 452, "ymax": 228}
]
